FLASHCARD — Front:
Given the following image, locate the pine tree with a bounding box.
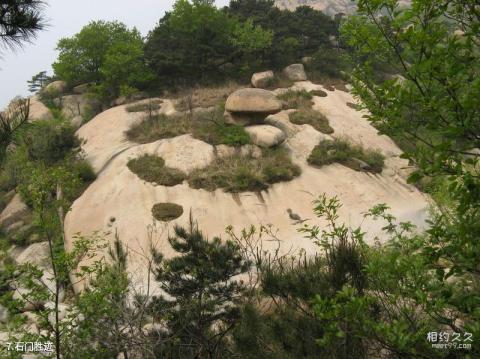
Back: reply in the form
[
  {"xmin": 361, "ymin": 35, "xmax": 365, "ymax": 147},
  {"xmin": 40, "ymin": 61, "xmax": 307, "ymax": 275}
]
[{"xmin": 150, "ymin": 215, "xmax": 250, "ymax": 358}]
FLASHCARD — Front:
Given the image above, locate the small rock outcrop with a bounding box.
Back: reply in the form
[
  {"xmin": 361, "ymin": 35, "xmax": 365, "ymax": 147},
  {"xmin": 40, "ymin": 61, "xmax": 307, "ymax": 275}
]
[
  {"xmin": 29, "ymin": 95, "xmax": 52, "ymax": 121},
  {"xmin": 42, "ymin": 80, "xmax": 67, "ymax": 95},
  {"xmin": 224, "ymin": 88, "xmax": 282, "ymax": 126},
  {"xmin": 0, "ymin": 193, "xmax": 29, "ymax": 233},
  {"xmin": 251, "ymin": 70, "xmax": 275, "ymax": 88},
  {"xmin": 73, "ymin": 83, "xmax": 91, "ymax": 94},
  {"xmin": 283, "ymin": 64, "xmax": 307, "ymax": 81},
  {"xmin": 245, "ymin": 125, "xmax": 286, "ymax": 148},
  {"xmin": 54, "ymin": 94, "xmax": 101, "ymax": 128}
]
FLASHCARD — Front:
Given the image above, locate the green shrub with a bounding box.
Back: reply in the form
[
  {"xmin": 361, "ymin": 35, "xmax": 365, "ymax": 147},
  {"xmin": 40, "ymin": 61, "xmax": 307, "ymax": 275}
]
[
  {"xmin": 188, "ymin": 148, "xmax": 300, "ymax": 192},
  {"xmin": 127, "ymin": 154, "xmax": 186, "ymax": 186},
  {"xmin": 191, "ymin": 110, "xmax": 251, "ymax": 146},
  {"xmin": 289, "ymin": 109, "xmax": 334, "ymax": 134},
  {"xmin": 20, "ymin": 119, "xmax": 80, "ymax": 165},
  {"xmin": 72, "ymin": 159, "xmax": 96, "ymax": 183},
  {"xmin": 277, "ymin": 89, "xmax": 314, "ymax": 110},
  {"xmin": 152, "ymin": 203, "xmax": 184, "ymax": 222},
  {"xmin": 308, "ymin": 139, "xmax": 385, "ymax": 173}
]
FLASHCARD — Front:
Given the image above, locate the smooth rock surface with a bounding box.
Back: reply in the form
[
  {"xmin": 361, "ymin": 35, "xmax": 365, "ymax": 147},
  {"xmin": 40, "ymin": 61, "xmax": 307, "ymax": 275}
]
[
  {"xmin": 283, "ymin": 64, "xmax": 307, "ymax": 81},
  {"xmin": 65, "ymin": 84, "xmax": 431, "ymax": 296},
  {"xmin": 225, "ymin": 88, "xmax": 282, "ymax": 114},
  {"xmin": 251, "ymin": 71, "xmax": 275, "ymax": 88},
  {"xmin": 245, "ymin": 125, "xmax": 287, "ymax": 148},
  {"xmin": 42, "ymin": 80, "xmax": 67, "ymax": 95},
  {"xmin": 0, "ymin": 194, "xmax": 29, "ymax": 230}
]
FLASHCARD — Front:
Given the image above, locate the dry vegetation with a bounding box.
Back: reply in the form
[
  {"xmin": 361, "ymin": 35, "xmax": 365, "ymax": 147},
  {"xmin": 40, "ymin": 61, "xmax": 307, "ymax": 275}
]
[
  {"xmin": 126, "ymin": 107, "xmax": 251, "ymax": 147},
  {"xmin": 188, "ymin": 148, "xmax": 301, "ymax": 192},
  {"xmin": 174, "ymin": 82, "xmax": 242, "ymax": 112}
]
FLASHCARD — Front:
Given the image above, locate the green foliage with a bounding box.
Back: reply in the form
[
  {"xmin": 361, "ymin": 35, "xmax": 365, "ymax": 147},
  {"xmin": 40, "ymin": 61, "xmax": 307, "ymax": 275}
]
[
  {"xmin": 27, "ymin": 70, "xmax": 52, "ymax": 93},
  {"xmin": 126, "ymin": 113, "xmax": 190, "ymax": 143},
  {"xmin": 289, "ymin": 109, "xmax": 333, "ymax": 134},
  {"xmin": 53, "ymin": 20, "xmax": 153, "ymax": 99},
  {"xmin": 228, "ymin": 1, "xmax": 339, "ymax": 69},
  {"xmin": 145, "ymin": 0, "xmax": 272, "ymax": 84},
  {"xmin": 188, "ymin": 147, "xmax": 300, "ymax": 192},
  {"xmin": 277, "ymin": 89, "xmax": 313, "ymax": 110},
  {"xmin": 0, "ymin": 0, "xmax": 46, "ymax": 52},
  {"xmin": 127, "ymin": 154, "xmax": 186, "ymax": 186},
  {"xmin": 19, "ymin": 118, "xmax": 80, "ymax": 165},
  {"xmin": 151, "ymin": 202, "xmax": 184, "ymax": 222},
  {"xmin": 308, "ymin": 139, "xmax": 385, "ymax": 174},
  {"xmin": 150, "ymin": 216, "xmax": 250, "ymax": 358}
]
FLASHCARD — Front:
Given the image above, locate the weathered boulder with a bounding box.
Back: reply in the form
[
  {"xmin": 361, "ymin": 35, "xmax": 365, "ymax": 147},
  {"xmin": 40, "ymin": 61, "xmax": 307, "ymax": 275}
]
[
  {"xmin": 251, "ymin": 71, "xmax": 275, "ymax": 88},
  {"xmin": 43, "ymin": 80, "xmax": 67, "ymax": 95},
  {"xmin": 245, "ymin": 125, "xmax": 286, "ymax": 148},
  {"xmin": 302, "ymin": 56, "xmax": 313, "ymax": 65},
  {"xmin": 0, "ymin": 193, "xmax": 29, "ymax": 232},
  {"xmin": 29, "ymin": 95, "xmax": 52, "ymax": 121},
  {"xmin": 56, "ymin": 94, "xmax": 101, "ymax": 126},
  {"xmin": 225, "ymin": 88, "xmax": 282, "ymax": 114},
  {"xmin": 283, "ymin": 64, "xmax": 307, "ymax": 81},
  {"xmin": 240, "ymin": 144, "xmax": 262, "ymax": 158},
  {"xmin": 73, "ymin": 83, "xmax": 91, "ymax": 94},
  {"xmin": 265, "ymin": 111, "xmax": 299, "ymax": 137},
  {"xmin": 224, "ymin": 88, "xmax": 282, "ymax": 125}
]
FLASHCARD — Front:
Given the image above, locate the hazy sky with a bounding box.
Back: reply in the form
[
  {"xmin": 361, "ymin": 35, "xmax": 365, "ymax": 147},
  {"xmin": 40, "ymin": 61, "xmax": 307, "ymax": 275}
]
[{"xmin": 0, "ymin": 0, "xmax": 230, "ymax": 109}]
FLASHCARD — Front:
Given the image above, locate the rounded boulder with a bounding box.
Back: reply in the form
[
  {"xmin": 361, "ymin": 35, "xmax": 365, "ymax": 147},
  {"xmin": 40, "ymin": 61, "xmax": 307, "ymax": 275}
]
[{"xmin": 225, "ymin": 88, "xmax": 282, "ymax": 114}]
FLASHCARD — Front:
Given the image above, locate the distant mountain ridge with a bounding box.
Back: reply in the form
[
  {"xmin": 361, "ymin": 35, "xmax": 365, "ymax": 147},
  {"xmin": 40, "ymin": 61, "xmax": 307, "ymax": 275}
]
[{"xmin": 275, "ymin": 0, "xmax": 410, "ymax": 16}]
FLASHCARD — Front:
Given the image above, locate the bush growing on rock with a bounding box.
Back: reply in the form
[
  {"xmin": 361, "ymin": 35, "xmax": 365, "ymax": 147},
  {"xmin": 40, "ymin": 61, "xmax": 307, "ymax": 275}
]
[
  {"xmin": 152, "ymin": 203, "xmax": 184, "ymax": 222},
  {"xmin": 127, "ymin": 154, "xmax": 186, "ymax": 186},
  {"xmin": 289, "ymin": 109, "xmax": 334, "ymax": 134},
  {"xmin": 277, "ymin": 89, "xmax": 314, "ymax": 110},
  {"xmin": 188, "ymin": 148, "xmax": 300, "ymax": 192},
  {"xmin": 308, "ymin": 139, "xmax": 384, "ymax": 174}
]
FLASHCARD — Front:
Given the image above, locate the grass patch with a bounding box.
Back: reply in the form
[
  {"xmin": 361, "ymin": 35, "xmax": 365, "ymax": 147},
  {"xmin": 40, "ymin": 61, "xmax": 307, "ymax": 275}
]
[
  {"xmin": 308, "ymin": 139, "xmax": 385, "ymax": 174},
  {"xmin": 277, "ymin": 89, "xmax": 314, "ymax": 110},
  {"xmin": 174, "ymin": 82, "xmax": 241, "ymax": 112},
  {"xmin": 127, "ymin": 154, "xmax": 186, "ymax": 186},
  {"xmin": 289, "ymin": 109, "xmax": 334, "ymax": 134},
  {"xmin": 126, "ymin": 100, "xmax": 163, "ymax": 113},
  {"xmin": 126, "ymin": 107, "xmax": 251, "ymax": 147},
  {"xmin": 188, "ymin": 148, "xmax": 300, "ymax": 192},
  {"xmin": 126, "ymin": 114, "xmax": 191, "ymax": 144},
  {"xmin": 152, "ymin": 203, "xmax": 184, "ymax": 222}
]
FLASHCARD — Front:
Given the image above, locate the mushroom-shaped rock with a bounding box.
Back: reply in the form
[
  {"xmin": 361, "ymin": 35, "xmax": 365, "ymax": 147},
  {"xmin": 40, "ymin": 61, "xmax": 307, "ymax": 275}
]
[
  {"xmin": 283, "ymin": 64, "xmax": 307, "ymax": 81},
  {"xmin": 245, "ymin": 125, "xmax": 286, "ymax": 148},
  {"xmin": 225, "ymin": 88, "xmax": 282, "ymax": 114},
  {"xmin": 251, "ymin": 70, "xmax": 275, "ymax": 88}
]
